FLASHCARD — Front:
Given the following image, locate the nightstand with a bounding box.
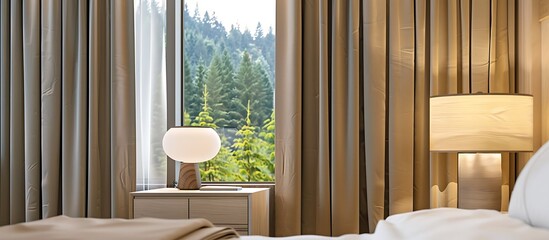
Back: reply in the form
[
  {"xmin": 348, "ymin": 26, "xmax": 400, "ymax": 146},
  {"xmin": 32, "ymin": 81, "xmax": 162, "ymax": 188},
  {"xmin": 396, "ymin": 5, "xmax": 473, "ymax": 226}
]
[{"xmin": 130, "ymin": 187, "xmax": 269, "ymax": 236}]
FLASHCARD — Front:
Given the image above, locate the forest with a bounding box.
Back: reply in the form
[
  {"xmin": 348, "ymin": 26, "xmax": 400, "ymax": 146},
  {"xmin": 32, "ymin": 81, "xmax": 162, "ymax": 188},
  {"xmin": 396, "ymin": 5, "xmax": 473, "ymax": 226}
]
[{"xmin": 182, "ymin": 3, "xmax": 276, "ymax": 182}]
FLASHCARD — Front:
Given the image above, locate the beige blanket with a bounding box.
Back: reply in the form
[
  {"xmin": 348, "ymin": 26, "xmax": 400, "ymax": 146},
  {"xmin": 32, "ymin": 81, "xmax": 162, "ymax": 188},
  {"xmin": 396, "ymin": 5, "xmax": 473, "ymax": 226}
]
[{"xmin": 0, "ymin": 215, "xmax": 239, "ymax": 240}]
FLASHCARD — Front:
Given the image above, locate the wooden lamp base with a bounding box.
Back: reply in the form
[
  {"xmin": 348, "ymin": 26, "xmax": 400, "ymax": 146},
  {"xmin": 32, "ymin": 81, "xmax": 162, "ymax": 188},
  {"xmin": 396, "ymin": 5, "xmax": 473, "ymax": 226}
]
[
  {"xmin": 458, "ymin": 153, "xmax": 501, "ymax": 210},
  {"xmin": 177, "ymin": 163, "xmax": 202, "ymax": 190}
]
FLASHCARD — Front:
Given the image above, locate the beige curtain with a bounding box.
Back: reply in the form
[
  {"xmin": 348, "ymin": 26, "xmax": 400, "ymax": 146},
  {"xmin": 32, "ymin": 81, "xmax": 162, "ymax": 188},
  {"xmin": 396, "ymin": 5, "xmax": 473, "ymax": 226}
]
[
  {"xmin": 0, "ymin": 0, "xmax": 135, "ymax": 226},
  {"xmin": 275, "ymin": 0, "xmax": 523, "ymax": 236},
  {"xmin": 519, "ymin": 0, "xmax": 549, "ymax": 160},
  {"xmin": 540, "ymin": 0, "xmax": 549, "ymax": 146}
]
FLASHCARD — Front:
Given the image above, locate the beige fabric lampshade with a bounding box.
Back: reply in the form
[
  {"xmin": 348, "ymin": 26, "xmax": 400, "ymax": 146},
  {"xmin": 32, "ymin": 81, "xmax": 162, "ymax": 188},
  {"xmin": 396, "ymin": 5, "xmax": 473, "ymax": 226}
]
[
  {"xmin": 162, "ymin": 127, "xmax": 221, "ymax": 163},
  {"xmin": 430, "ymin": 94, "xmax": 533, "ymax": 152}
]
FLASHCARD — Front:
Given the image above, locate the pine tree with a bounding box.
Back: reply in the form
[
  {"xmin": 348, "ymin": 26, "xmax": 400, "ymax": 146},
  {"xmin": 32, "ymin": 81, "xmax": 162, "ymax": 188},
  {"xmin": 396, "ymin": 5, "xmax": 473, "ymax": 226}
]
[
  {"xmin": 192, "ymin": 85, "xmax": 216, "ymax": 128},
  {"xmin": 183, "ymin": 2, "xmax": 194, "ymax": 30},
  {"xmin": 185, "ymin": 31, "xmax": 210, "ymax": 67},
  {"xmin": 187, "ymin": 60, "xmax": 207, "ymax": 120},
  {"xmin": 241, "ymin": 28, "xmax": 254, "ymax": 48},
  {"xmin": 232, "ymin": 101, "xmax": 273, "ymax": 181},
  {"xmin": 191, "ymin": 85, "xmax": 232, "ymax": 181},
  {"xmin": 221, "ymin": 50, "xmax": 241, "ymax": 128},
  {"xmin": 263, "ymin": 27, "xmax": 276, "ymax": 82},
  {"xmin": 259, "ymin": 110, "xmax": 275, "ymax": 177},
  {"xmin": 234, "ymin": 51, "xmax": 256, "ymax": 126},
  {"xmin": 205, "ymin": 53, "xmax": 229, "ymax": 127},
  {"xmin": 226, "ymin": 24, "xmax": 242, "ymax": 57},
  {"xmin": 183, "ymin": 112, "xmax": 192, "ymax": 126},
  {"xmin": 253, "ymin": 59, "xmax": 274, "ymax": 125},
  {"xmin": 201, "ymin": 139, "xmax": 236, "ymax": 181},
  {"xmin": 183, "ymin": 57, "xmax": 199, "ymax": 122},
  {"xmin": 234, "ymin": 51, "xmax": 273, "ymax": 127},
  {"xmin": 254, "ymin": 22, "xmax": 264, "ymax": 39}
]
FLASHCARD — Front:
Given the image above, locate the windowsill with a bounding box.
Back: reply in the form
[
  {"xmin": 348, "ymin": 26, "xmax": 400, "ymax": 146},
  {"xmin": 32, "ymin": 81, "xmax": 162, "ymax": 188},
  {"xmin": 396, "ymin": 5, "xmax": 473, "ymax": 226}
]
[
  {"xmin": 202, "ymin": 182, "xmax": 275, "ymax": 186},
  {"xmin": 166, "ymin": 182, "xmax": 275, "ymax": 188}
]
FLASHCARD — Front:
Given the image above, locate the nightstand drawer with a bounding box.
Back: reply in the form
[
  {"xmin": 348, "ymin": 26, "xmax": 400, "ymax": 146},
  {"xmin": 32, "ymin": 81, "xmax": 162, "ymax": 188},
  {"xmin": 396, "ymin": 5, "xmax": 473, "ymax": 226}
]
[
  {"xmin": 189, "ymin": 198, "xmax": 247, "ymax": 224},
  {"xmin": 134, "ymin": 198, "xmax": 189, "ymax": 219}
]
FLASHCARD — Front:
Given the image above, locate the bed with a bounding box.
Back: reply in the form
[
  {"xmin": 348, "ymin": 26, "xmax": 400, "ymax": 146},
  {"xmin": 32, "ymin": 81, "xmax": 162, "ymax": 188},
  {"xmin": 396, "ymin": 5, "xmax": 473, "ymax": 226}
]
[
  {"xmin": 2, "ymin": 141, "xmax": 549, "ymax": 240},
  {"xmin": 245, "ymin": 140, "xmax": 549, "ymax": 239}
]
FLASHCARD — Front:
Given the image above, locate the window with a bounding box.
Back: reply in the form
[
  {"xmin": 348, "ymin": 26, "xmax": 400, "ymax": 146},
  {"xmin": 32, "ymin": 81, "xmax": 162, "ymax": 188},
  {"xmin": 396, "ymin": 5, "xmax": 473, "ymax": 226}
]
[
  {"xmin": 135, "ymin": 0, "xmax": 275, "ymax": 190},
  {"xmin": 181, "ymin": 0, "xmax": 276, "ymax": 182}
]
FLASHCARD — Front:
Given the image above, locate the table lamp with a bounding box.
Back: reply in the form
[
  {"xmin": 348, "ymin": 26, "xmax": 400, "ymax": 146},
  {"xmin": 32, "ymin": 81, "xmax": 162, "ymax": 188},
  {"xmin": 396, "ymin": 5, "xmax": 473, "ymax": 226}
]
[
  {"xmin": 162, "ymin": 127, "xmax": 221, "ymax": 190},
  {"xmin": 430, "ymin": 93, "xmax": 533, "ymax": 210}
]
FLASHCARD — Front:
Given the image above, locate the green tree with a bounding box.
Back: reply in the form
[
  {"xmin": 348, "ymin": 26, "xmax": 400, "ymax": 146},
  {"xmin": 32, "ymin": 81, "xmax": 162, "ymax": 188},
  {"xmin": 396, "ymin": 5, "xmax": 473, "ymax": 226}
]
[
  {"xmin": 259, "ymin": 110, "xmax": 275, "ymax": 176},
  {"xmin": 221, "ymin": 50, "xmax": 241, "ymax": 128},
  {"xmin": 226, "ymin": 24, "xmax": 242, "ymax": 55},
  {"xmin": 253, "ymin": 59, "xmax": 274, "ymax": 125},
  {"xmin": 192, "ymin": 85, "xmax": 216, "ymax": 128},
  {"xmin": 234, "ymin": 51, "xmax": 256, "ymax": 126},
  {"xmin": 187, "ymin": 60, "xmax": 207, "ymax": 120},
  {"xmin": 183, "ymin": 112, "xmax": 192, "ymax": 126},
  {"xmin": 191, "ymin": 85, "xmax": 233, "ymax": 181},
  {"xmin": 205, "ymin": 53, "xmax": 229, "ymax": 127},
  {"xmin": 234, "ymin": 51, "xmax": 273, "ymax": 127},
  {"xmin": 261, "ymin": 27, "xmax": 276, "ymax": 81},
  {"xmin": 232, "ymin": 101, "xmax": 273, "ymax": 181},
  {"xmin": 241, "ymin": 29, "xmax": 254, "ymax": 48},
  {"xmin": 201, "ymin": 138, "xmax": 236, "ymax": 182},
  {"xmin": 254, "ymin": 22, "xmax": 264, "ymax": 39},
  {"xmin": 183, "ymin": 57, "xmax": 200, "ymax": 122}
]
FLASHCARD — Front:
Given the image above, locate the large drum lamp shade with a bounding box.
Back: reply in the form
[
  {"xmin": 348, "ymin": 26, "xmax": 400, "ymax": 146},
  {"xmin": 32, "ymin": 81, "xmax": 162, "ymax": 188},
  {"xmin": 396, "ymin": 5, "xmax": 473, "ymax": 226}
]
[{"xmin": 429, "ymin": 94, "xmax": 533, "ymax": 152}]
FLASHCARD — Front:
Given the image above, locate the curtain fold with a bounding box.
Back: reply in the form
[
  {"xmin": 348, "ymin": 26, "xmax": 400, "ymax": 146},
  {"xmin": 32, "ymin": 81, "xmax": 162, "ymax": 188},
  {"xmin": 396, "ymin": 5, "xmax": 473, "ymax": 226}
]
[
  {"xmin": 331, "ymin": 0, "xmax": 360, "ymax": 235},
  {"xmin": 0, "ymin": 0, "xmax": 10, "ymax": 227},
  {"xmin": 41, "ymin": 0, "xmax": 63, "ymax": 219},
  {"xmin": 61, "ymin": 0, "xmax": 88, "ymax": 218},
  {"xmin": 10, "ymin": 0, "xmax": 25, "ymax": 224},
  {"xmin": 110, "ymin": 0, "xmax": 136, "ymax": 218},
  {"xmin": 276, "ymin": 0, "xmax": 522, "ymax": 236},
  {"xmin": 362, "ymin": 0, "xmax": 387, "ymax": 232},
  {"xmin": 387, "ymin": 0, "xmax": 415, "ymax": 216},
  {"xmin": 517, "ymin": 0, "xmax": 539, "ymax": 174},
  {"xmin": 23, "ymin": 0, "xmax": 41, "ymax": 223},
  {"xmin": 0, "ymin": 0, "xmax": 135, "ymax": 225}
]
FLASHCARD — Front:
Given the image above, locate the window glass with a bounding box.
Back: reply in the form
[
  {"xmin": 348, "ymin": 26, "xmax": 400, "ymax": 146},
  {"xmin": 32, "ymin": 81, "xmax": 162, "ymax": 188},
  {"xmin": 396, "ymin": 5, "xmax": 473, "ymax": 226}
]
[{"xmin": 183, "ymin": 0, "xmax": 276, "ymax": 182}]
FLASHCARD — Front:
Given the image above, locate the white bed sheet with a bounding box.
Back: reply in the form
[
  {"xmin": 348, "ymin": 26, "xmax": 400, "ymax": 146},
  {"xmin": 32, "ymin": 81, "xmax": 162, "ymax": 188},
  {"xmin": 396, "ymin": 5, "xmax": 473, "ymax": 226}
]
[{"xmin": 243, "ymin": 208, "xmax": 549, "ymax": 240}]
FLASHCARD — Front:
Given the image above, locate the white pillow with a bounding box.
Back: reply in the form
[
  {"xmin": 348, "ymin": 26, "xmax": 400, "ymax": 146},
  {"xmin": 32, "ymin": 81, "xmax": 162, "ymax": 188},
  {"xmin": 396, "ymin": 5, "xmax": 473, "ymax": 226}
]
[{"xmin": 508, "ymin": 140, "xmax": 549, "ymax": 229}]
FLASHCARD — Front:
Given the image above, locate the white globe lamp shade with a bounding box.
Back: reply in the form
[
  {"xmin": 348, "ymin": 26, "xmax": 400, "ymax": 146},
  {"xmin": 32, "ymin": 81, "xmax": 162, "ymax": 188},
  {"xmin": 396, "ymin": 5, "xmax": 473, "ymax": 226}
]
[{"xmin": 162, "ymin": 127, "xmax": 221, "ymax": 163}]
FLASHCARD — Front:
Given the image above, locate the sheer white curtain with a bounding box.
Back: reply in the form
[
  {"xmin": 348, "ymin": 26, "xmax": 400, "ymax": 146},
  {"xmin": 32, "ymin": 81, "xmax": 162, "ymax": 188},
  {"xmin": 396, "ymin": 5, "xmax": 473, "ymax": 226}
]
[{"xmin": 134, "ymin": 0, "xmax": 167, "ymax": 190}]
